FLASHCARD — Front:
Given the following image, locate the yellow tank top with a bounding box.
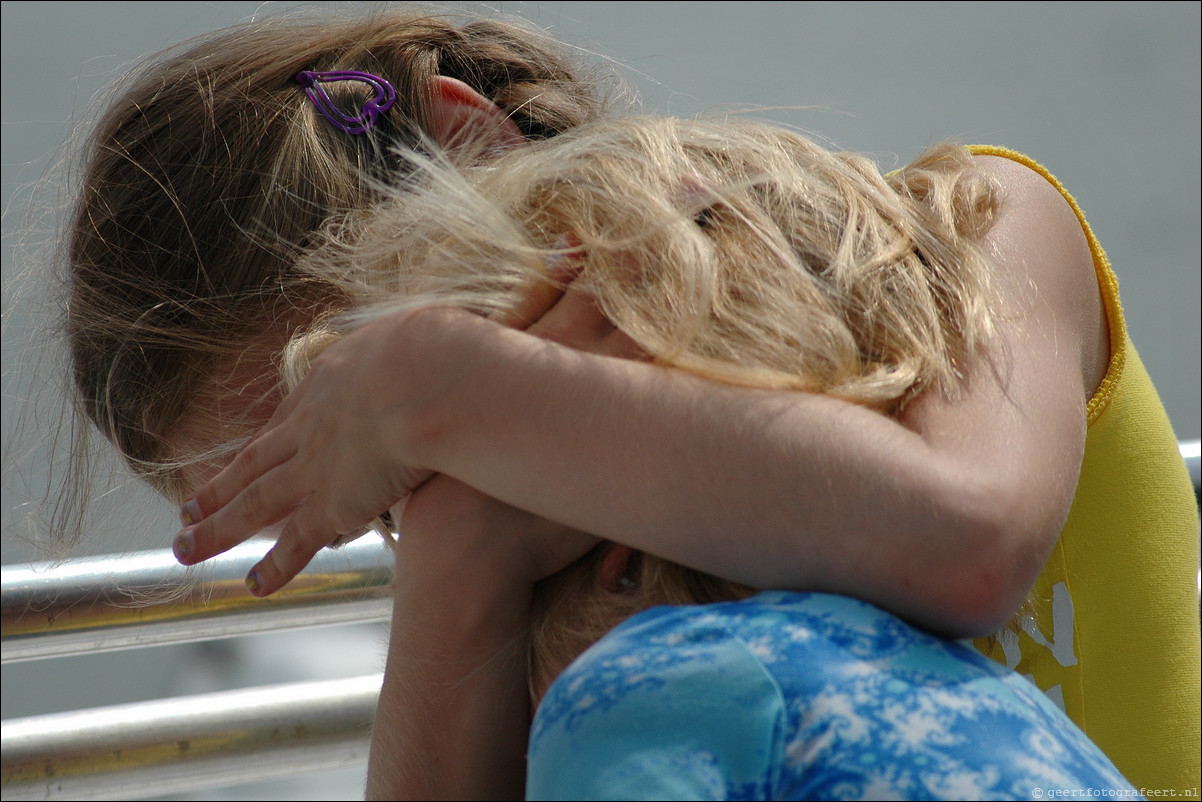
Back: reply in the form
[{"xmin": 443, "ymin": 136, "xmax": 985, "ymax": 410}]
[{"xmin": 970, "ymin": 146, "xmax": 1200, "ymax": 793}]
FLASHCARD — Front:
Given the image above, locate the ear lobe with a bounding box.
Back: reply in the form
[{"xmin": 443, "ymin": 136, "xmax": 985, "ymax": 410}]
[
  {"xmin": 599, "ymin": 543, "xmax": 636, "ymax": 592},
  {"xmin": 427, "ymin": 75, "xmax": 526, "ymax": 156}
]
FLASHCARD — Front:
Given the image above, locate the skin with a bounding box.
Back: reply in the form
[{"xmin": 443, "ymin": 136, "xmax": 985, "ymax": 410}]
[
  {"xmin": 176, "ymin": 153, "xmax": 1106, "ymax": 638},
  {"xmin": 71, "ymin": 58, "xmax": 1097, "ymax": 796},
  {"xmin": 174, "ymin": 270, "xmax": 623, "ymax": 800},
  {"xmin": 365, "ymin": 156, "xmax": 1106, "ymax": 801},
  {"xmin": 367, "ymin": 475, "xmax": 593, "ymax": 800},
  {"xmin": 165, "ymin": 148, "xmax": 1107, "ymax": 799},
  {"xmin": 373, "ymin": 479, "xmax": 633, "ymax": 801}
]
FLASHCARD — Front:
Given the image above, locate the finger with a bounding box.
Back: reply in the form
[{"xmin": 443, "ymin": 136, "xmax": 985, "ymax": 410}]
[
  {"xmin": 599, "ymin": 328, "xmax": 650, "ymax": 361},
  {"xmin": 544, "ymin": 234, "xmax": 585, "ymax": 284},
  {"xmin": 491, "ymin": 275, "xmax": 563, "ymax": 330},
  {"xmin": 172, "ymin": 520, "xmax": 271, "ymax": 567},
  {"xmin": 527, "ymin": 282, "xmax": 614, "ymax": 350},
  {"xmin": 491, "ymin": 235, "xmax": 583, "ymax": 330},
  {"xmin": 183, "ymin": 425, "xmax": 297, "ymax": 527},
  {"xmin": 175, "ymin": 463, "xmax": 308, "ymax": 566},
  {"xmin": 244, "ymin": 501, "xmax": 342, "ymax": 596}
]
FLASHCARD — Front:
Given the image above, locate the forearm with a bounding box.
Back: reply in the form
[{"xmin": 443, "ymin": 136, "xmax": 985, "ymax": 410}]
[
  {"xmin": 368, "ymin": 535, "xmax": 532, "ymax": 800},
  {"xmin": 399, "ymin": 308, "xmax": 1080, "ymax": 636}
]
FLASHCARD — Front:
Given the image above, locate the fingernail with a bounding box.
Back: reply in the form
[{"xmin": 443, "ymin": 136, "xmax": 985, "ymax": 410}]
[
  {"xmin": 245, "ymin": 569, "xmax": 262, "ymax": 595},
  {"xmin": 173, "ymin": 528, "xmax": 195, "ymax": 562},
  {"xmin": 180, "ymin": 498, "xmax": 202, "ymax": 527}
]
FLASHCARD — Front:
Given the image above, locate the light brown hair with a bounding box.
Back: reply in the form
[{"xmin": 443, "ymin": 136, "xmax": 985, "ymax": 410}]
[{"xmin": 58, "ymin": 9, "xmax": 611, "ymax": 529}]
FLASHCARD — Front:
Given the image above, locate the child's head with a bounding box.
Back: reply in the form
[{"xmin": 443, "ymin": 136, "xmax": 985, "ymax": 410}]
[
  {"xmin": 300, "ymin": 114, "xmax": 999, "ymax": 412},
  {"xmin": 527, "ymin": 543, "xmax": 753, "ymax": 703},
  {"xmin": 287, "ymin": 114, "xmax": 1002, "ymax": 699},
  {"xmin": 63, "ymin": 9, "xmax": 609, "ymax": 501}
]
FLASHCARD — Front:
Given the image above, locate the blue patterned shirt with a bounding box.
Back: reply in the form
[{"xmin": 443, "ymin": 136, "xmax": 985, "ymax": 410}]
[{"xmin": 527, "ymin": 592, "xmax": 1139, "ymax": 800}]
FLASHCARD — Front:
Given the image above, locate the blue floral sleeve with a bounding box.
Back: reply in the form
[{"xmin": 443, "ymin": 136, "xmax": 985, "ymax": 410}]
[
  {"xmin": 527, "ymin": 611, "xmax": 787, "ymax": 799},
  {"xmin": 526, "ymin": 592, "xmax": 1141, "ymax": 801}
]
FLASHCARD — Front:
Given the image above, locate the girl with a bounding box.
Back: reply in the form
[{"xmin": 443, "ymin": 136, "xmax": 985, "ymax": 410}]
[
  {"xmin": 46, "ymin": 6, "xmax": 1197, "ymax": 795},
  {"xmin": 292, "ymin": 113, "xmax": 1140, "ymax": 798}
]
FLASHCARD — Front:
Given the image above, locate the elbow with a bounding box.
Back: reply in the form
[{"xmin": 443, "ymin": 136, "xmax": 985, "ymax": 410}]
[
  {"xmin": 912, "ymin": 490, "xmax": 1061, "ymax": 639},
  {"xmin": 933, "ymin": 551, "xmax": 1035, "ymax": 639}
]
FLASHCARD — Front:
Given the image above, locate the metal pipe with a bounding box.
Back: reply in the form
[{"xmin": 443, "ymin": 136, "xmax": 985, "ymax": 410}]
[
  {"xmin": 2, "ymin": 537, "xmax": 393, "ymax": 664},
  {"xmin": 1, "ymin": 673, "xmax": 380, "ymax": 801}
]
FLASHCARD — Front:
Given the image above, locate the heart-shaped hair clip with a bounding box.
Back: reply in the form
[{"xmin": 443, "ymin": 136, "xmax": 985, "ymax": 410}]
[{"xmin": 295, "ymin": 70, "xmax": 398, "ymax": 135}]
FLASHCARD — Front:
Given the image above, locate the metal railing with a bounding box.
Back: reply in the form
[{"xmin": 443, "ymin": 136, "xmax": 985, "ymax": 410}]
[
  {"xmin": 1, "ymin": 536, "xmax": 393, "ymax": 800},
  {"xmin": 2, "ymin": 535, "xmax": 393, "ymax": 664},
  {"xmin": 2, "ymin": 675, "xmax": 381, "ymax": 801},
  {"xmin": 2, "ymin": 440, "xmax": 1200, "ymax": 800}
]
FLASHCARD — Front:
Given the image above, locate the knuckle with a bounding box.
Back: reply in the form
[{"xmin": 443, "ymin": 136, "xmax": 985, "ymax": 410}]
[
  {"xmin": 232, "ymin": 443, "xmax": 261, "ymax": 488},
  {"xmin": 239, "ymin": 481, "xmax": 267, "ymax": 526},
  {"xmin": 271, "ymin": 528, "xmax": 322, "ymax": 578},
  {"xmin": 273, "ymin": 535, "xmax": 307, "ymax": 566},
  {"xmin": 283, "ymin": 518, "xmax": 328, "ymax": 560}
]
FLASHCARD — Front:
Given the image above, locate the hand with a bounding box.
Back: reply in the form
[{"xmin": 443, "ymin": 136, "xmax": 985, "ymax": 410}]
[
  {"xmin": 175, "ymin": 243, "xmax": 643, "ymax": 597},
  {"xmin": 175, "ymin": 309, "xmax": 451, "ymax": 596},
  {"xmin": 500, "ymin": 241, "xmax": 648, "ymax": 361}
]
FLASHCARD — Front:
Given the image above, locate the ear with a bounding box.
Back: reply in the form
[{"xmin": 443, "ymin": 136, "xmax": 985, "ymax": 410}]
[
  {"xmin": 427, "ymin": 75, "xmax": 526, "ymax": 156},
  {"xmin": 599, "ymin": 543, "xmax": 636, "ymax": 592}
]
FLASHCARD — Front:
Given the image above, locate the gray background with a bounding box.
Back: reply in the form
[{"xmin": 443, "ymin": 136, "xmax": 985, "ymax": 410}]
[{"xmin": 2, "ymin": 2, "xmax": 1199, "ymax": 799}]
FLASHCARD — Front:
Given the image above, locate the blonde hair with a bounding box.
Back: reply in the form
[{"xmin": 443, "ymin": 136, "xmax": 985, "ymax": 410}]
[
  {"xmin": 290, "ymin": 114, "xmax": 1002, "ymax": 697},
  {"xmin": 54, "ymin": 8, "xmax": 611, "ymax": 541},
  {"xmin": 303, "ymin": 117, "xmax": 997, "ymax": 408},
  {"xmin": 16, "ymin": 2, "xmax": 1005, "ymax": 702}
]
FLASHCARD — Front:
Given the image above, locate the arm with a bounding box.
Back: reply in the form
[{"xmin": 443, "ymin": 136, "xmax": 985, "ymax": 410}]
[
  {"xmin": 389, "ymin": 155, "xmax": 1104, "ymax": 636},
  {"xmin": 370, "ymin": 489, "xmax": 530, "ymax": 800},
  {"xmin": 367, "ymin": 475, "xmax": 598, "ymax": 800},
  {"xmin": 188, "ymin": 157, "xmax": 1104, "ymax": 637}
]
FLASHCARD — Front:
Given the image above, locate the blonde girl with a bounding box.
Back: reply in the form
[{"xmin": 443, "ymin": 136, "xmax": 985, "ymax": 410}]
[{"xmin": 273, "ymin": 113, "xmax": 1135, "ymax": 797}]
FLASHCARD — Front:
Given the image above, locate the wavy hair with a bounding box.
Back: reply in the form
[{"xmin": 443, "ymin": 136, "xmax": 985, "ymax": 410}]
[
  {"xmin": 47, "ymin": 8, "xmax": 613, "ymax": 551},
  {"xmin": 288, "ymin": 114, "xmax": 1003, "ymax": 697}
]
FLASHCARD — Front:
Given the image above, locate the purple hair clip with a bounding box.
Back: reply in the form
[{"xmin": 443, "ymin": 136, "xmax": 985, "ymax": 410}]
[{"xmin": 295, "ymin": 70, "xmax": 397, "ymax": 135}]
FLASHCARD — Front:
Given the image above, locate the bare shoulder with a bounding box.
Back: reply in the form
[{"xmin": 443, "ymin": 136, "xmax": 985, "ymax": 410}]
[{"xmin": 973, "ymin": 154, "xmax": 1110, "ymax": 395}]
